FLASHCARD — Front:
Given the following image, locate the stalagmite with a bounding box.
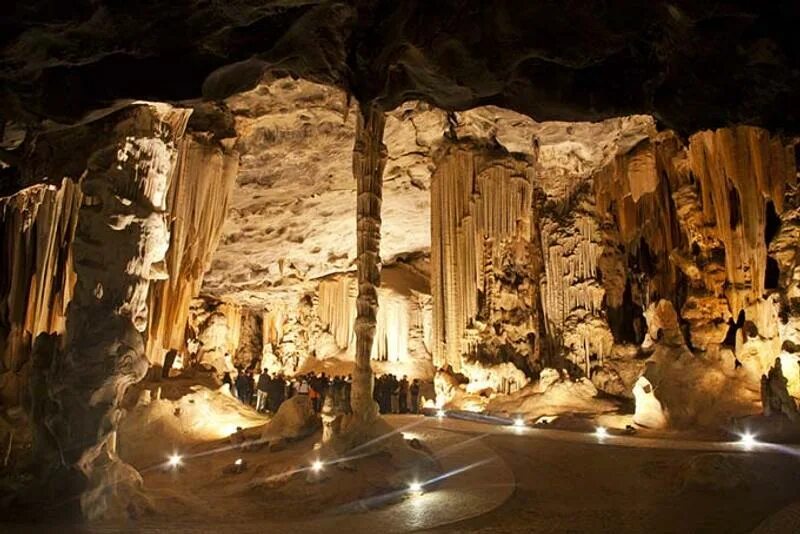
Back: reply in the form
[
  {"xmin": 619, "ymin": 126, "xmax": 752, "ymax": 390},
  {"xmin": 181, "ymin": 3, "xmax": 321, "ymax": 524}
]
[
  {"xmin": 351, "ymin": 104, "xmax": 387, "ymax": 422},
  {"xmin": 29, "ymin": 103, "xmax": 191, "ymax": 519}
]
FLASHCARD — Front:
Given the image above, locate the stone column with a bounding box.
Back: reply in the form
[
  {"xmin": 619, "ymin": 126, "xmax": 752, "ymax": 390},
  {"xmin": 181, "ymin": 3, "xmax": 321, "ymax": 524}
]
[
  {"xmin": 34, "ymin": 104, "xmax": 190, "ymax": 520},
  {"xmin": 351, "ymin": 104, "xmax": 386, "ymax": 422}
]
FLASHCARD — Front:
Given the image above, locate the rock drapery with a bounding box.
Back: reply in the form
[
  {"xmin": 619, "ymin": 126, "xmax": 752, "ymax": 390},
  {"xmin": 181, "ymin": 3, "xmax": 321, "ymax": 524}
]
[
  {"xmin": 430, "ymin": 140, "xmax": 538, "ymax": 378},
  {"xmin": 0, "ymin": 179, "xmax": 81, "ymax": 406},
  {"xmin": 145, "ymin": 135, "xmax": 239, "ymax": 367}
]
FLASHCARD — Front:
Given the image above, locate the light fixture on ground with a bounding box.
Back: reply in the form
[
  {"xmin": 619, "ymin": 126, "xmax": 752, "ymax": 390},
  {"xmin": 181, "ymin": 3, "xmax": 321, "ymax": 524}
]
[
  {"xmin": 311, "ymin": 459, "xmax": 324, "ymax": 472},
  {"xmin": 436, "ymin": 409, "xmax": 446, "ymax": 418},
  {"xmin": 738, "ymin": 432, "xmax": 758, "ymax": 451},
  {"xmin": 408, "ymin": 481, "xmax": 423, "ymax": 494},
  {"xmin": 234, "ymin": 458, "xmax": 243, "ymax": 466},
  {"xmin": 167, "ymin": 453, "xmax": 183, "ymax": 469},
  {"xmin": 595, "ymin": 427, "xmax": 609, "ymax": 439},
  {"xmin": 513, "ymin": 417, "xmax": 525, "ymax": 428}
]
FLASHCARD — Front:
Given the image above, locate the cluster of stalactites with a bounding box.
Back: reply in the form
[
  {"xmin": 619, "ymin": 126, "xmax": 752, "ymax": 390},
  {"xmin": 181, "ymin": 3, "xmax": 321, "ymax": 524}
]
[
  {"xmin": 430, "ymin": 142, "xmax": 535, "ymax": 371},
  {"xmin": 0, "ymin": 179, "xmax": 82, "ymax": 404},
  {"xmin": 146, "ymin": 135, "xmax": 239, "ymax": 365},
  {"xmin": 594, "ymin": 138, "xmax": 680, "ymax": 306},
  {"xmin": 317, "ymin": 275, "xmax": 411, "ymax": 363},
  {"xmin": 687, "ymin": 127, "xmax": 796, "ymax": 316}
]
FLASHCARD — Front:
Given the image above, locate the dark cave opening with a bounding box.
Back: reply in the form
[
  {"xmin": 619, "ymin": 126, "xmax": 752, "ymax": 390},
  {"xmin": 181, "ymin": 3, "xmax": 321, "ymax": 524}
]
[
  {"xmin": 765, "ymin": 256, "xmax": 780, "ymax": 290},
  {"xmin": 607, "ymin": 278, "xmax": 645, "ymax": 345}
]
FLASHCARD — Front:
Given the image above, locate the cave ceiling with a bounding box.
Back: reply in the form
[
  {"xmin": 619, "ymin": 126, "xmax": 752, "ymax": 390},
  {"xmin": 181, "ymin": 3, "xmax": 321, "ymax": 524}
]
[
  {"xmin": 203, "ymin": 78, "xmax": 654, "ymax": 305},
  {"xmin": 1, "ymin": 1, "xmax": 798, "ymax": 134}
]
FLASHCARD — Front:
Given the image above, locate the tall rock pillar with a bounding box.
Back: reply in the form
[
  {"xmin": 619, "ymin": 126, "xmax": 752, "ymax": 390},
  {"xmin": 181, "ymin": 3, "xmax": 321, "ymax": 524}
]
[
  {"xmin": 34, "ymin": 104, "xmax": 190, "ymax": 519},
  {"xmin": 351, "ymin": 104, "xmax": 386, "ymax": 422}
]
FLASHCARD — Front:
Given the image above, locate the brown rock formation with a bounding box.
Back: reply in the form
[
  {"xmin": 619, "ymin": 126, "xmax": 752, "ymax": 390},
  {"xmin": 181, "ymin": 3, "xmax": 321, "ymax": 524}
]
[
  {"xmin": 351, "ymin": 104, "xmax": 387, "ymax": 422},
  {"xmin": 430, "ymin": 140, "xmax": 537, "ymax": 377},
  {"xmin": 31, "ymin": 104, "xmax": 191, "ymax": 519}
]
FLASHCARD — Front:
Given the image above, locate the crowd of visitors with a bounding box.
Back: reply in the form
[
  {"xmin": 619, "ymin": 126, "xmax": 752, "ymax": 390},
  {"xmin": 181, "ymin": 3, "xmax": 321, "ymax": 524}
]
[
  {"xmin": 222, "ymin": 368, "xmax": 354, "ymax": 414},
  {"xmin": 373, "ymin": 374, "xmax": 421, "ymax": 414},
  {"xmin": 222, "ymin": 367, "xmax": 422, "ymax": 415}
]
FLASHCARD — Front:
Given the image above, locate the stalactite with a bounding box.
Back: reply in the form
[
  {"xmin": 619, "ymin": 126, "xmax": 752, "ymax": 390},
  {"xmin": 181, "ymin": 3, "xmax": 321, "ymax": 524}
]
[
  {"xmin": 146, "ymin": 135, "xmax": 239, "ymax": 365},
  {"xmin": 430, "ymin": 142, "xmax": 535, "ymax": 373},
  {"xmin": 687, "ymin": 127, "xmax": 795, "ymax": 316},
  {"xmin": 317, "ymin": 275, "xmax": 411, "ymax": 362},
  {"xmin": 318, "ymin": 277, "xmax": 356, "ymax": 350},
  {"xmin": 0, "ymin": 179, "xmax": 81, "ymax": 405},
  {"xmin": 351, "ymin": 104, "xmax": 387, "ymax": 421}
]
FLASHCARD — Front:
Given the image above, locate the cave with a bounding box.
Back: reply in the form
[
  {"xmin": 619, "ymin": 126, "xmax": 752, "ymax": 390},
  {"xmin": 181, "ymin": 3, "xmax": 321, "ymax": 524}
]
[{"xmin": 2, "ymin": 3, "xmax": 800, "ymax": 533}]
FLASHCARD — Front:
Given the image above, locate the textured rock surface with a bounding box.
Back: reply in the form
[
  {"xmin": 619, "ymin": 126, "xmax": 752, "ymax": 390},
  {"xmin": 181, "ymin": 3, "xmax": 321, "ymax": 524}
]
[
  {"xmin": 1, "ymin": 2, "xmax": 797, "ymax": 134},
  {"xmin": 31, "ymin": 103, "xmax": 191, "ymax": 519}
]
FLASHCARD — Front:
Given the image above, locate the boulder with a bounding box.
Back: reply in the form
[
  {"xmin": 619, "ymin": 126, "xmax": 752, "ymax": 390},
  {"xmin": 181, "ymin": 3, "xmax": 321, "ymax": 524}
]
[{"xmin": 261, "ymin": 395, "xmax": 319, "ymax": 443}]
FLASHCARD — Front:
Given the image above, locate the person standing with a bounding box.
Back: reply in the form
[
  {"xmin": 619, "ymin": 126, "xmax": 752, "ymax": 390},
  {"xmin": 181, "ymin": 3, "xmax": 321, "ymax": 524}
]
[
  {"xmin": 235, "ymin": 368, "xmax": 250, "ymax": 405},
  {"xmin": 297, "ymin": 376, "xmax": 310, "ymax": 396},
  {"xmin": 390, "ymin": 374, "xmax": 400, "ymax": 414},
  {"xmin": 344, "ymin": 374, "xmax": 353, "ymax": 414},
  {"xmin": 256, "ymin": 370, "xmax": 270, "ymax": 412},
  {"xmin": 410, "ymin": 379, "xmax": 421, "ymax": 414},
  {"xmin": 398, "ymin": 375, "xmax": 409, "ymax": 413}
]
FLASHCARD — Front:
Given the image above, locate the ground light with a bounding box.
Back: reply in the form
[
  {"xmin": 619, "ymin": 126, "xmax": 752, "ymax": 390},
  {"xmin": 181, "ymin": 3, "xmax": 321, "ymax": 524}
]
[
  {"xmin": 595, "ymin": 426, "xmax": 609, "ymax": 440},
  {"xmin": 513, "ymin": 417, "xmax": 525, "ymax": 428},
  {"xmin": 167, "ymin": 453, "xmax": 183, "ymax": 468},
  {"xmin": 408, "ymin": 481, "xmax": 423, "ymax": 493},
  {"xmin": 311, "ymin": 459, "xmax": 324, "ymax": 472},
  {"xmin": 738, "ymin": 432, "xmax": 758, "ymax": 451},
  {"xmin": 436, "ymin": 409, "xmax": 446, "ymax": 418},
  {"xmin": 234, "ymin": 458, "xmax": 243, "ymax": 466}
]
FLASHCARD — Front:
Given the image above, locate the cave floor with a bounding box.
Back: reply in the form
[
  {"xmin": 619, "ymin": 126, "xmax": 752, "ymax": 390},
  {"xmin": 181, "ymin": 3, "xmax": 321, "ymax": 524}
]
[
  {"xmin": 3, "ymin": 414, "xmax": 800, "ymax": 533},
  {"xmin": 116, "ymin": 415, "xmax": 800, "ymax": 533},
  {"xmin": 422, "ymin": 416, "xmax": 800, "ymax": 533}
]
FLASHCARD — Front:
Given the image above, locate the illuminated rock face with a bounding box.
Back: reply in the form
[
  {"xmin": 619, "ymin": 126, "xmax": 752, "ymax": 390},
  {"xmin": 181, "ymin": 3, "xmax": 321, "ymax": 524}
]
[
  {"xmin": 31, "ymin": 104, "xmax": 190, "ymax": 519},
  {"xmin": 0, "ymin": 179, "xmax": 81, "ymax": 407}
]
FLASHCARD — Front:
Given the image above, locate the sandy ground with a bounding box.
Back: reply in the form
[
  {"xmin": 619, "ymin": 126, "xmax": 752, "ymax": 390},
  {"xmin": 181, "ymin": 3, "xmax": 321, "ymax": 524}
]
[
  {"xmin": 4, "ymin": 405, "xmax": 800, "ymax": 533},
  {"xmin": 423, "ymin": 418, "xmax": 800, "ymax": 534}
]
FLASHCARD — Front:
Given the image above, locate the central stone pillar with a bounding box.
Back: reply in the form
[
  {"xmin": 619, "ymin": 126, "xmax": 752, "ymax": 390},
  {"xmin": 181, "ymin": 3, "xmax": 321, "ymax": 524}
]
[
  {"xmin": 350, "ymin": 104, "xmax": 386, "ymax": 422},
  {"xmin": 33, "ymin": 104, "xmax": 190, "ymax": 519}
]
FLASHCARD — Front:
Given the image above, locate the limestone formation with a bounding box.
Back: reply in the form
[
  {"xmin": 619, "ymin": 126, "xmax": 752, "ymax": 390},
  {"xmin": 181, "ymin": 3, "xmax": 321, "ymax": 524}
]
[
  {"xmin": 31, "ymin": 104, "xmax": 191, "ymax": 519},
  {"xmin": 0, "ymin": 180, "xmax": 81, "ymax": 406},
  {"xmin": 761, "ymin": 358, "xmax": 800, "ymax": 422},
  {"xmin": 430, "ymin": 141, "xmax": 538, "ymax": 378},
  {"xmin": 350, "ymin": 103, "xmax": 387, "ymax": 422},
  {"xmin": 145, "ymin": 135, "xmax": 239, "ymax": 367}
]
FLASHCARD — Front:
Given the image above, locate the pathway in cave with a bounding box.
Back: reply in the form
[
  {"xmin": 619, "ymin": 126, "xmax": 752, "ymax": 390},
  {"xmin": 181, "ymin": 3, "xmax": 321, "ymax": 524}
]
[{"xmin": 421, "ymin": 416, "xmax": 800, "ymax": 533}]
